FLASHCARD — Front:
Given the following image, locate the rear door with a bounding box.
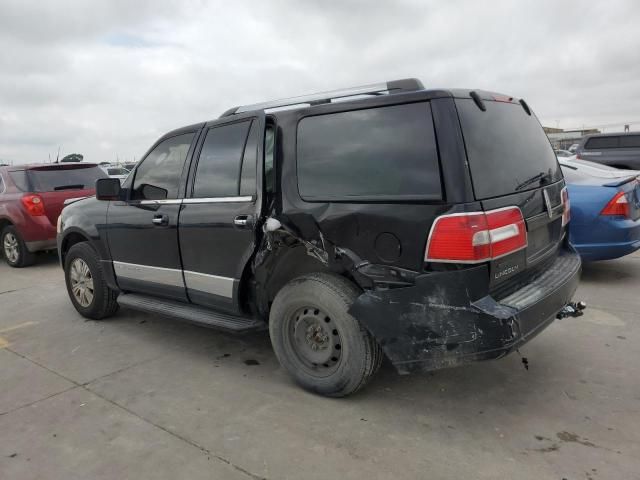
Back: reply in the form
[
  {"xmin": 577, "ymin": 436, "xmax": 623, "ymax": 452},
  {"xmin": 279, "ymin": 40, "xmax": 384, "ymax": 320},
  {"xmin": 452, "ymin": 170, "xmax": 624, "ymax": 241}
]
[
  {"xmin": 107, "ymin": 131, "xmax": 198, "ymax": 301},
  {"xmin": 455, "ymin": 97, "xmax": 565, "ymax": 287},
  {"xmin": 178, "ymin": 115, "xmax": 264, "ymax": 313}
]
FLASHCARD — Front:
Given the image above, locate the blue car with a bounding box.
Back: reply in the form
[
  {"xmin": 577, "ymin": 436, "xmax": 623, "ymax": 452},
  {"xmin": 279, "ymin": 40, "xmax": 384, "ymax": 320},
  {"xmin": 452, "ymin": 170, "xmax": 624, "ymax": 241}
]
[{"xmin": 560, "ymin": 158, "xmax": 640, "ymax": 261}]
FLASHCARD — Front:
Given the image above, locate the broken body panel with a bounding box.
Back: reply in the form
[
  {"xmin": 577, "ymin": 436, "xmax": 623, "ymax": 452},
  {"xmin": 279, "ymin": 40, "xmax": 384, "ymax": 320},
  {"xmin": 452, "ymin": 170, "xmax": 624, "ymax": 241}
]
[{"xmin": 251, "ymin": 89, "xmax": 580, "ymax": 373}]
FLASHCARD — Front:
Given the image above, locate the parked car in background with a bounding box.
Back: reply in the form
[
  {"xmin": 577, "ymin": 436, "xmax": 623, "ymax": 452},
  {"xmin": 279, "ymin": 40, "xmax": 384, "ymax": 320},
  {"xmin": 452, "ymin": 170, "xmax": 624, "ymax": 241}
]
[
  {"xmin": 568, "ymin": 143, "xmax": 580, "ymax": 153},
  {"xmin": 560, "ymin": 159, "xmax": 640, "ymax": 261},
  {"xmin": 101, "ymin": 165, "xmax": 130, "ymax": 183},
  {"xmin": 58, "ymin": 79, "xmax": 583, "ymax": 396},
  {"xmin": 0, "ymin": 163, "xmax": 107, "ymax": 267},
  {"xmin": 555, "ymin": 149, "xmax": 573, "ymax": 158},
  {"xmin": 575, "ymin": 132, "xmax": 640, "ymax": 170}
]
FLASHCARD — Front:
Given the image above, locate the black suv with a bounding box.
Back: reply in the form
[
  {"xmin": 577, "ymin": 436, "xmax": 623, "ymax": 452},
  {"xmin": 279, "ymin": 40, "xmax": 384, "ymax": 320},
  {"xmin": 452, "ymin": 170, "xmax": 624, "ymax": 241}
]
[{"xmin": 57, "ymin": 79, "xmax": 583, "ymax": 397}]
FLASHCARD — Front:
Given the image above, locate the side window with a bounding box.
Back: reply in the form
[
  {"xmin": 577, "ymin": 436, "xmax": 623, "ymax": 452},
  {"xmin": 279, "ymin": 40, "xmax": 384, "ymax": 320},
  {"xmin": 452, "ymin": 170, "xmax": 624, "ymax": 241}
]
[
  {"xmin": 585, "ymin": 136, "xmax": 619, "ymax": 150},
  {"xmin": 132, "ymin": 133, "xmax": 194, "ymax": 200},
  {"xmin": 619, "ymin": 135, "xmax": 640, "ymax": 148},
  {"xmin": 8, "ymin": 171, "xmax": 29, "ymax": 192},
  {"xmin": 192, "ymin": 121, "xmax": 251, "ymax": 198},
  {"xmin": 264, "ymin": 125, "xmax": 275, "ymax": 194},
  {"xmin": 297, "ymin": 102, "xmax": 441, "ymax": 201},
  {"xmin": 239, "ymin": 121, "xmax": 258, "ymax": 196}
]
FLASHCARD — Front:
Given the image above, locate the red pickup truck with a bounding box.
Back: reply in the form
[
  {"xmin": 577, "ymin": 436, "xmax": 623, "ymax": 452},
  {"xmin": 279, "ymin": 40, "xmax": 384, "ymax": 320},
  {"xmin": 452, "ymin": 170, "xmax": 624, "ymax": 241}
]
[{"xmin": 0, "ymin": 163, "xmax": 106, "ymax": 267}]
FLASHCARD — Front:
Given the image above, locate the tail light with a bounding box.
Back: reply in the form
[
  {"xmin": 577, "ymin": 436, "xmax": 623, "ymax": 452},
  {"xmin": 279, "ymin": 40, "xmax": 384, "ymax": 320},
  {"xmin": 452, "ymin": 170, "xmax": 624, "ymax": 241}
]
[
  {"xmin": 601, "ymin": 191, "xmax": 630, "ymax": 218},
  {"xmin": 561, "ymin": 186, "xmax": 570, "ymax": 226},
  {"xmin": 425, "ymin": 207, "xmax": 527, "ymax": 263},
  {"xmin": 575, "ymin": 154, "xmax": 582, "ymax": 160},
  {"xmin": 21, "ymin": 194, "xmax": 45, "ymax": 216}
]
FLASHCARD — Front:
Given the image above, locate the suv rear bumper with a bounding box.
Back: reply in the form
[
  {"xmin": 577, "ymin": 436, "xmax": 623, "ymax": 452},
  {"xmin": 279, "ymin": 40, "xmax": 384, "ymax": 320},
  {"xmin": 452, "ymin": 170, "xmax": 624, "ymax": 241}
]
[{"xmin": 349, "ymin": 249, "xmax": 581, "ymax": 374}]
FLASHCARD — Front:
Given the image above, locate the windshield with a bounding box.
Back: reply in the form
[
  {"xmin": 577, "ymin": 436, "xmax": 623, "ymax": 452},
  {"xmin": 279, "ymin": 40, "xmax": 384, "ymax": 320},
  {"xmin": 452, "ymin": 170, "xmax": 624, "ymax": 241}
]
[
  {"xmin": 27, "ymin": 166, "xmax": 107, "ymax": 192},
  {"xmin": 456, "ymin": 99, "xmax": 562, "ymax": 199}
]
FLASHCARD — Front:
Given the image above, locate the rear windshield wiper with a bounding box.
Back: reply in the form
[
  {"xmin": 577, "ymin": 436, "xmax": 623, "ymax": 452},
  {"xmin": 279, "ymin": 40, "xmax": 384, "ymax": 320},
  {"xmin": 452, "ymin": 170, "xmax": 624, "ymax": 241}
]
[
  {"xmin": 53, "ymin": 184, "xmax": 85, "ymax": 191},
  {"xmin": 515, "ymin": 172, "xmax": 552, "ymax": 191}
]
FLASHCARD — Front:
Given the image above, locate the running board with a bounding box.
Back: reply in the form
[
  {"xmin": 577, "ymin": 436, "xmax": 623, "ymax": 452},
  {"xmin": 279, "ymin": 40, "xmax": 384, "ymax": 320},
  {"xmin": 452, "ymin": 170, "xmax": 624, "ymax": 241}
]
[{"xmin": 117, "ymin": 293, "xmax": 266, "ymax": 334}]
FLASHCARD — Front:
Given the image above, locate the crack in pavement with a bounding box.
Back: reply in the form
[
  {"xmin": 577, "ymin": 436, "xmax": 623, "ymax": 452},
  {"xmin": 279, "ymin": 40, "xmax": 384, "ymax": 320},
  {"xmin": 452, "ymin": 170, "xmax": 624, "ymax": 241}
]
[{"xmin": 2, "ymin": 346, "xmax": 267, "ymax": 480}]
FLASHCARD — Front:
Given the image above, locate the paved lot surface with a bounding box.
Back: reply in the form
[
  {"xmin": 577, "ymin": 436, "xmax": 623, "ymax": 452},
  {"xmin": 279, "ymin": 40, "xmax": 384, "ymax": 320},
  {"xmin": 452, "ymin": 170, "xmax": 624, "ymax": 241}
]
[{"xmin": 1, "ymin": 251, "xmax": 639, "ymax": 480}]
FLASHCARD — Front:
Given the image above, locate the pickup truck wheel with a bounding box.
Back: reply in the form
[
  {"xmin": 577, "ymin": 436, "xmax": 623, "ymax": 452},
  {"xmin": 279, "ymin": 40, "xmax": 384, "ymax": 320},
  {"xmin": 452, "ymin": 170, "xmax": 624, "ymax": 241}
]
[
  {"xmin": 64, "ymin": 242, "xmax": 118, "ymax": 320},
  {"xmin": 2, "ymin": 226, "xmax": 36, "ymax": 268},
  {"xmin": 269, "ymin": 272, "xmax": 382, "ymax": 397}
]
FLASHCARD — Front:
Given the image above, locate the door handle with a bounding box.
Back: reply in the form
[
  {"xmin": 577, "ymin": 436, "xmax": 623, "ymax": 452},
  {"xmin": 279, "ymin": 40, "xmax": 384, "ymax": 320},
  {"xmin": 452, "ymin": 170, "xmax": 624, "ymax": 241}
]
[
  {"xmin": 234, "ymin": 215, "xmax": 253, "ymax": 228},
  {"xmin": 152, "ymin": 214, "xmax": 169, "ymax": 226}
]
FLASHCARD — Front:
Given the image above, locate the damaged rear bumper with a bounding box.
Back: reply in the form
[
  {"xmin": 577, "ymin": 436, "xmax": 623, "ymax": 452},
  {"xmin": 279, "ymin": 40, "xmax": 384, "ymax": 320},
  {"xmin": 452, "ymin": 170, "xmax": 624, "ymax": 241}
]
[{"xmin": 349, "ymin": 249, "xmax": 581, "ymax": 374}]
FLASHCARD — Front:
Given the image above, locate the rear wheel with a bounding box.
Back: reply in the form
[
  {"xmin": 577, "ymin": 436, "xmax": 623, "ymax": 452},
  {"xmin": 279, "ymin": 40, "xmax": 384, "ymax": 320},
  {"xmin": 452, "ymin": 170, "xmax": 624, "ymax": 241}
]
[
  {"xmin": 64, "ymin": 242, "xmax": 119, "ymax": 319},
  {"xmin": 269, "ymin": 272, "xmax": 383, "ymax": 397},
  {"xmin": 2, "ymin": 226, "xmax": 36, "ymax": 268}
]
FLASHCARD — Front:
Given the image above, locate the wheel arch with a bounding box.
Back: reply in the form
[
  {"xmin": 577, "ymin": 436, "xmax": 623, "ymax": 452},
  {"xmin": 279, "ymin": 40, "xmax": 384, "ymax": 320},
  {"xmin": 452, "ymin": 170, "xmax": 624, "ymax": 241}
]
[
  {"xmin": 59, "ymin": 229, "xmax": 92, "ymax": 265},
  {"xmin": 0, "ymin": 217, "xmax": 13, "ymax": 233}
]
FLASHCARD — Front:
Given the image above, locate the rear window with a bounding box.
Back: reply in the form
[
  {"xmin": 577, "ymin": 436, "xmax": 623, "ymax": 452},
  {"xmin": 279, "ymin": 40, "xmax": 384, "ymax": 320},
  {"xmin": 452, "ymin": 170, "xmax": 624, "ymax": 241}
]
[
  {"xmin": 455, "ymin": 99, "xmax": 562, "ymax": 199},
  {"xmin": 297, "ymin": 102, "xmax": 442, "ymax": 201},
  {"xmin": 26, "ymin": 165, "xmax": 107, "ymax": 192}
]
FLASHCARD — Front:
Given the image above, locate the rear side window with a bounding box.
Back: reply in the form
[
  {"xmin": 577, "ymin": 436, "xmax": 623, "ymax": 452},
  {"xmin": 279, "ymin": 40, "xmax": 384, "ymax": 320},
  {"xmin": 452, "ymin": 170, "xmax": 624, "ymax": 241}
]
[
  {"xmin": 297, "ymin": 102, "xmax": 442, "ymax": 201},
  {"xmin": 8, "ymin": 171, "xmax": 29, "ymax": 191},
  {"xmin": 585, "ymin": 136, "xmax": 619, "ymax": 150},
  {"xmin": 455, "ymin": 99, "xmax": 562, "ymax": 199},
  {"xmin": 619, "ymin": 135, "xmax": 640, "ymax": 148},
  {"xmin": 26, "ymin": 166, "xmax": 107, "ymax": 192},
  {"xmin": 132, "ymin": 133, "xmax": 195, "ymax": 200},
  {"xmin": 192, "ymin": 120, "xmax": 252, "ymax": 198}
]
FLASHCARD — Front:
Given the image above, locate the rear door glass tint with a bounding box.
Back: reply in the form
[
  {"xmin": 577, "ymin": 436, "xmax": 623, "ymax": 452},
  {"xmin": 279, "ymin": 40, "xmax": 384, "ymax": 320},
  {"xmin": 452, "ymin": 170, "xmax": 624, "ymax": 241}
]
[{"xmin": 297, "ymin": 102, "xmax": 441, "ymax": 201}]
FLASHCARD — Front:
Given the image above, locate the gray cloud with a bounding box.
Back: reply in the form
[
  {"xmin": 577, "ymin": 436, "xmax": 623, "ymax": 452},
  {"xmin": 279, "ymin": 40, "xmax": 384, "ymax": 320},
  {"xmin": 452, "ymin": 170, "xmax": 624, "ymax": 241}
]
[{"xmin": 1, "ymin": 0, "xmax": 639, "ymax": 164}]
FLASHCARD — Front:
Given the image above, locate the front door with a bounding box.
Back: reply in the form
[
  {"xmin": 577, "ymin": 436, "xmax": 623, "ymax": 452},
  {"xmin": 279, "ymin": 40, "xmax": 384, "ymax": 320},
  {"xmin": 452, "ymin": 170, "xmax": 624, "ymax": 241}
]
[
  {"xmin": 178, "ymin": 115, "xmax": 264, "ymax": 312},
  {"xmin": 107, "ymin": 131, "xmax": 198, "ymax": 301}
]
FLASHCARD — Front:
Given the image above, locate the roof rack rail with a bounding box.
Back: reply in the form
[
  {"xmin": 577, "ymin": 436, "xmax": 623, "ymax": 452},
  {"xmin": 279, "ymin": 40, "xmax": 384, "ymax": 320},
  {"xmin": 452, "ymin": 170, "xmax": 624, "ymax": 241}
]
[{"xmin": 220, "ymin": 78, "xmax": 424, "ymax": 118}]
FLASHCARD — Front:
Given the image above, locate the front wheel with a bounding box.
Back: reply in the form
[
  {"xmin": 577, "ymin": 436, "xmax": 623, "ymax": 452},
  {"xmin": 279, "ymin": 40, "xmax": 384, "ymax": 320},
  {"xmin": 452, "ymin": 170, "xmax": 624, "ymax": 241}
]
[
  {"xmin": 269, "ymin": 272, "xmax": 383, "ymax": 397},
  {"xmin": 64, "ymin": 242, "xmax": 119, "ymax": 320}
]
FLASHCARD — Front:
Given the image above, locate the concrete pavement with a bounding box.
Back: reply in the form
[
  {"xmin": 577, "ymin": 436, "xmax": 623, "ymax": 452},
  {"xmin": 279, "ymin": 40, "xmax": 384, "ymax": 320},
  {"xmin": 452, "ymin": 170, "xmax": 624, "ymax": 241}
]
[{"xmin": 1, "ymin": 251, "xmax": 639, "ymax": 479}]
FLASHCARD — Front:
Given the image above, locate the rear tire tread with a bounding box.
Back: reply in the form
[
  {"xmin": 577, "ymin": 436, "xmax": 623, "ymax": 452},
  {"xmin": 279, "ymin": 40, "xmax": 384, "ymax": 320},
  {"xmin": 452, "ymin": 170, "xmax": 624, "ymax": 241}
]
[{"xmin": 270, "ymin": 272, "xmax": 383, "ymax": 397}]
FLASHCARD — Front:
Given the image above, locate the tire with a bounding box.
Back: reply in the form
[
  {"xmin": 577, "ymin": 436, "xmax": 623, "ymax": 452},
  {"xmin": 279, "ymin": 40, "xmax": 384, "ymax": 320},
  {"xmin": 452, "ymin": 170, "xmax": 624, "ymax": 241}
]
[
  {"xmin": 269, "ymin": 272, "xmax": 383, "ymax": 397},
  {"xmin": 2, "ymin": 226, "xmax": 36, "ymax": 268},
  {"xmin": 64, "ymin": 242, "xmax": 119, "ymax": 320}
]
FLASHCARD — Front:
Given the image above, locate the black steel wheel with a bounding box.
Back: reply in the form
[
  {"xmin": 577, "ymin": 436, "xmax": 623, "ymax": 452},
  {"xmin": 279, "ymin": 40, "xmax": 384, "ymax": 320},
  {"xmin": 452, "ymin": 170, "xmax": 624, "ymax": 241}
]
[{"xmin": 269, "ymin": 272, "xmax": 383, "ymax": 397}]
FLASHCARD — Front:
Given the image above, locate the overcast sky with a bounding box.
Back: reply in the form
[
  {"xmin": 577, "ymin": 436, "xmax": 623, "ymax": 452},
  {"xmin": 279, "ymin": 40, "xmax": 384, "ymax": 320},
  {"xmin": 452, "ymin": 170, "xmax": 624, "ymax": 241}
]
[{"xmin": 1, "ymin": 0, "xmax": 639, "ymax": 164}]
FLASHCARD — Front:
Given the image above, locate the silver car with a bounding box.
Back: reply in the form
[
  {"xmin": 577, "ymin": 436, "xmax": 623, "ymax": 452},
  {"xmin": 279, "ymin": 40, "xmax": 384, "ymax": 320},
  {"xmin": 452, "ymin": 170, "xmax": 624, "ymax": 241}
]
[{"xmin": 575, "ymin": 132, "xmax": 640, "ymax": 170}]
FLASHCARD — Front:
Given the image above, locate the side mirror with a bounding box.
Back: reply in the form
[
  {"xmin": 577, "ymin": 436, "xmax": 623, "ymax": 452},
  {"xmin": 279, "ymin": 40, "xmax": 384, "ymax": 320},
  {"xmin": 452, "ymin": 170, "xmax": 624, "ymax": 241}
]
[{"xmin": 96, "ymin": 178, "xmax": 122, "ymax": 201}]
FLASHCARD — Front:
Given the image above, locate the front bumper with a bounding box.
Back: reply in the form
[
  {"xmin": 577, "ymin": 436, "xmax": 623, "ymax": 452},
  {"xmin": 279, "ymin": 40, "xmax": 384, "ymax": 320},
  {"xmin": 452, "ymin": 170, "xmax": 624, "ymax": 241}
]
[{"xmin": 349, "ymin": 249, "xmax": 581, "ymax": 374}]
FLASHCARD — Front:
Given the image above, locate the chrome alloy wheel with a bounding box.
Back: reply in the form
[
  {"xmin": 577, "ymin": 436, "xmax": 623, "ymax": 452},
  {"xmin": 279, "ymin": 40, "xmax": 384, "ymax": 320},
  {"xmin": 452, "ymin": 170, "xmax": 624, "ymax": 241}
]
[
  {"xmin": 69, "ymin": 258, "xmax": 94, "ymax": 307},
  {"xmin": 3, "ymin": 233, "xmax": 19, "ymax": 263},
  {"xmin": 289, "ymin": 307, "xmax": 343, "ymax": 376}
]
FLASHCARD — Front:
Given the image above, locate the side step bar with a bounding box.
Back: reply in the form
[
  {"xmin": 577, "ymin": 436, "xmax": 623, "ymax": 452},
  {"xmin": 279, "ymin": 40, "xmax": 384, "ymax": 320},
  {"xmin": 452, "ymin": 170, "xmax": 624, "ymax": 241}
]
[{"xmin": 117, "ymin": 293, "xmax": 266, "ymax": 334}]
